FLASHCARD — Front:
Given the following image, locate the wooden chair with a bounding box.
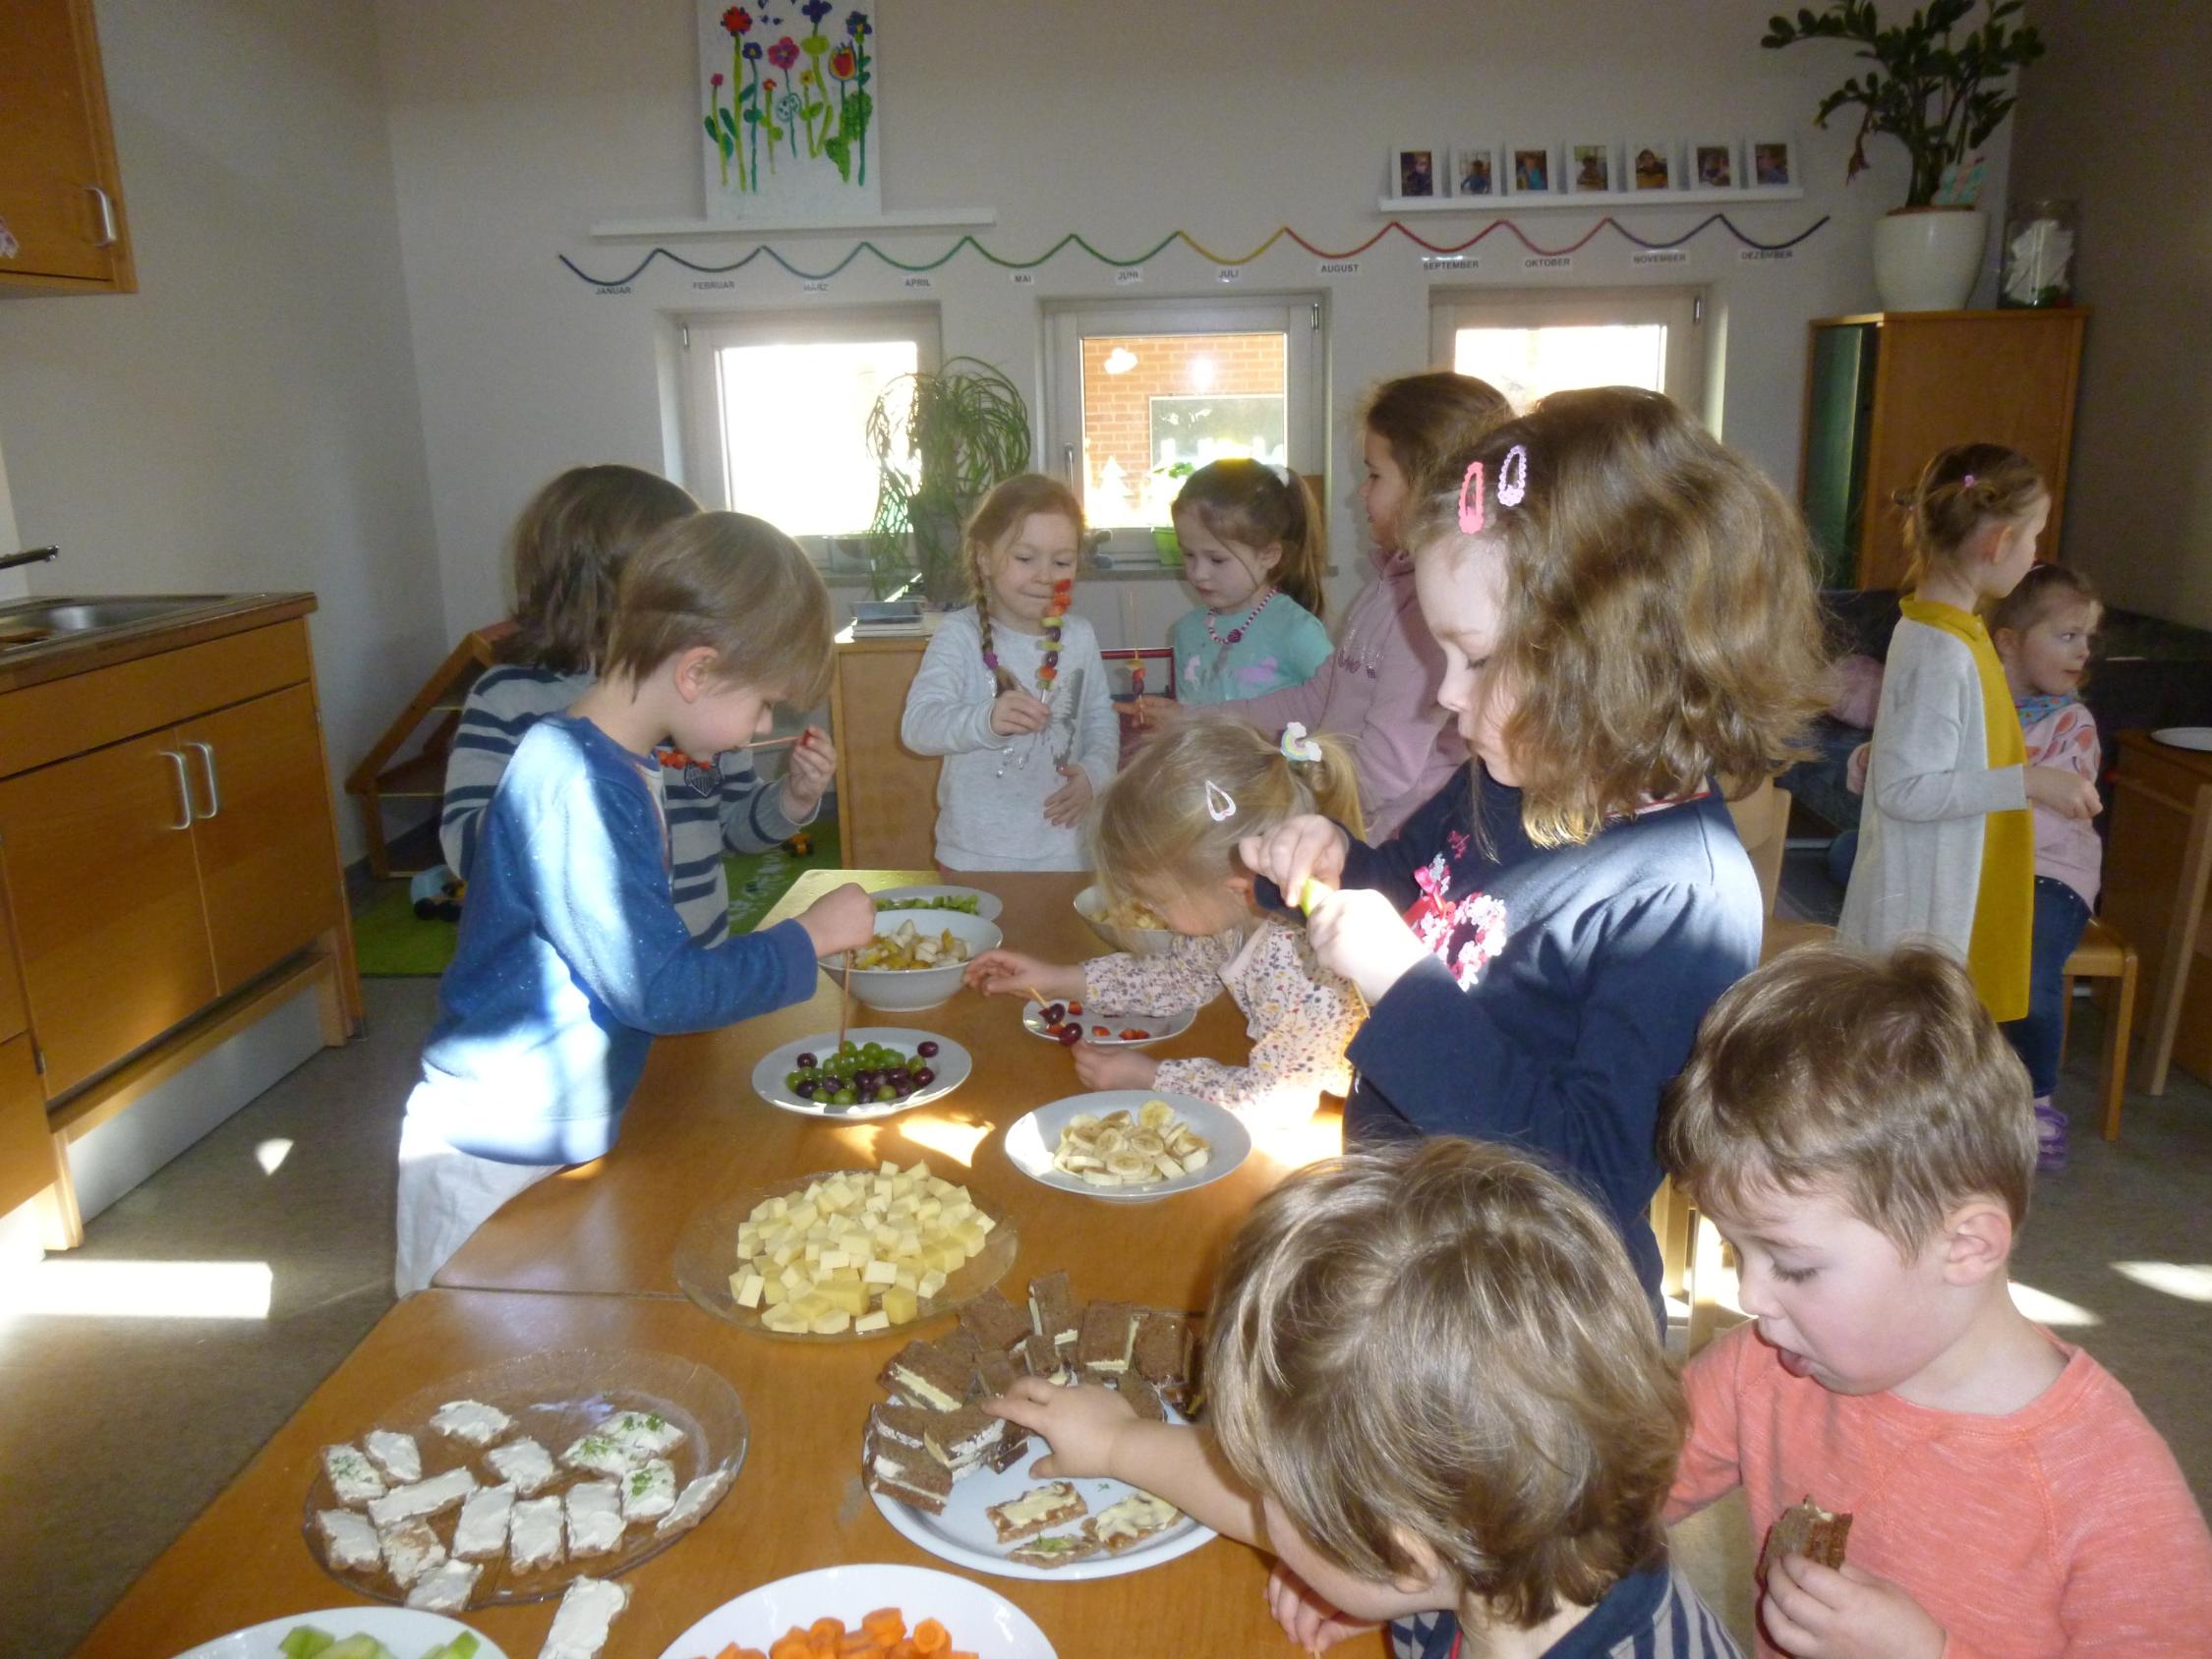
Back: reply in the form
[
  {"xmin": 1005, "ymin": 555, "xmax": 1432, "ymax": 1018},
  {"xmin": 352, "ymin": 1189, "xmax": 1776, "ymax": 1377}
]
[
  {"xmin": 2060, "ymin": 916, "xmax": 2139, "ymax": 1142},
  {"xmin": 344, "ymin": 622, "xmax": 514, "ymax": 878},
  {"xmin": 1724, "ymin": 778, "xmax": 1790, "ymax": 918}
]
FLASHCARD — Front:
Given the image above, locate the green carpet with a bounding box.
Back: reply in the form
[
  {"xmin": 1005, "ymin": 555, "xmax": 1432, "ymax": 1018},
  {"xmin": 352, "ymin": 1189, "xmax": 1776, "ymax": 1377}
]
[{"xmin": 353, "ymin": 817, "xmax": 844, "ymax": 978}]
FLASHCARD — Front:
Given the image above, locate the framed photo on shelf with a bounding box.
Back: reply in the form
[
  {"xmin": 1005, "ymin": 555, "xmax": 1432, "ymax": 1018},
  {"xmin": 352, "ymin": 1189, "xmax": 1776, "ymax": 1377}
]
[
  {"xmin": 1508, "ymin": 143, "xmax": 1555, "ymax": 196},
  {"xmin": 1394, "ymin": 145, "xmax": 1438, "ymax": 200},
  {"xmin": 1569, "ymin": 141, "xmax": 1616, "ymax": 195},
  {"xmin": 1690, "ymin": 139, "xmax": 1741, "ymax": 190},
  {"xmin": 1451, "ymin": 144, "xmax": 1500, "ymax": 200},
  {"xmin": 1751, "ymin": 138, "xmax": 1798, "ymax": 189},
  {"xmin": 1628, "ymin": 139, "xmax": 1676, "ymax": 192}
]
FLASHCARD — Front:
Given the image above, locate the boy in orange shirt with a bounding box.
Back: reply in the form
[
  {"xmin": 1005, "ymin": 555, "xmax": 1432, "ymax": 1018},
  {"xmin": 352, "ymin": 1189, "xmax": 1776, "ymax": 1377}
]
[{"xmin": 1661, "ymin": 943, "xmax": 2211, "ymax": 1658}]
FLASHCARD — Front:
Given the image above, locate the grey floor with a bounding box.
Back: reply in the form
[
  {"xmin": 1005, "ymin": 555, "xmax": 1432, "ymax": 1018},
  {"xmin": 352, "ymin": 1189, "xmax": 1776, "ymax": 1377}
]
[{"xmin": 5, "ymin": 863, "xmax": 2208, "ymax": 1655}]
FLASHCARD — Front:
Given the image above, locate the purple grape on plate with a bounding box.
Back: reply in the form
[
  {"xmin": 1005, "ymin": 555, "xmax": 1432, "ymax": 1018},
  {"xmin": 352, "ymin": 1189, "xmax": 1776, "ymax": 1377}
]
[
  {"xmin": 793, "ymin": 1078, "xmax": 817, "ymax": 1098},
  {"xmin": 795, "ymin": 1051, "xmax": 817, "ymax": 1069},
  {"xmin": 916, "ymin": 1040, "xmax": 939, "ymax": 1058},
  {"xmin": 913, "ymin": 1067, "xmax": 936, "ymax": 1087}
]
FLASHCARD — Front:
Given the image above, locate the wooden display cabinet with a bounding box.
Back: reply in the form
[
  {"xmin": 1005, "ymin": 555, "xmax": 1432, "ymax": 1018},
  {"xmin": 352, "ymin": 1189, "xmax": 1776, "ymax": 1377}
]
[
  {"xmin": 0, "ymin": 0, "xmax": 136, "ymax": 294},
  {"xmin": 1799, "ymin": 309, "xmax": 2085, "ymax": 590},
  {"xmin": 828, "ymin": 628, "xmax": 940, "ymax": 871}
]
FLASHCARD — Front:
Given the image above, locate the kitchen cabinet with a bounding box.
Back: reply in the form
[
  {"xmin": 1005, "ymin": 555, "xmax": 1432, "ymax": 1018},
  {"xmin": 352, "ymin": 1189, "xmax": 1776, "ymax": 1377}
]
[
  {"xmin": 0, "ymin": 0, "xmax": 136, "ymax": 294},
  {"xmin": 0, "ymin": 599, "xmax": 358, "ymax": 1240},
  {"xmin": 829, "ymin": 630, "xmax": 941, "ymax": 871},
  {"xmin": 1799, "ymin": 309, "xmax": 2085, "ymax": 589}
]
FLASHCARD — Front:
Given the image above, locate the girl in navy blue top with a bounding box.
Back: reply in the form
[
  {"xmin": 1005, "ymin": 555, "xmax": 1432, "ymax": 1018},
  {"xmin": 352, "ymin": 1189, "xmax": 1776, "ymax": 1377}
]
[{"xmin": 1243, "ymin": 388, "xmax": 1829, "ymax": 1304}]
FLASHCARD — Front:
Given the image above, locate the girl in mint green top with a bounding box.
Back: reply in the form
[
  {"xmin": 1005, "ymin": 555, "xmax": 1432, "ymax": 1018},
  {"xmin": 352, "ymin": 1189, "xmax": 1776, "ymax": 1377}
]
[{"xmin": 1163, "ymin": 459, "xmax": 1332, "ymax": 706}]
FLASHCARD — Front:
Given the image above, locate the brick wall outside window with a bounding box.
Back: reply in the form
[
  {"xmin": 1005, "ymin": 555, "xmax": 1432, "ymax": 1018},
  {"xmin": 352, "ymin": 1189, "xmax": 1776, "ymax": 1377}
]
[{"xmin": 1078, "ymin": 332, "xmax": 1286, "ymax": 522}]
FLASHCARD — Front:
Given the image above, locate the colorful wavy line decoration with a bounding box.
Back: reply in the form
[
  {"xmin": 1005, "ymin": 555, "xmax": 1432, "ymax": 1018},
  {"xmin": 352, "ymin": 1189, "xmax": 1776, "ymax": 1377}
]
[{"xmin": 559, "ymin": 212, "xmax": 1833, "ymax": 287}]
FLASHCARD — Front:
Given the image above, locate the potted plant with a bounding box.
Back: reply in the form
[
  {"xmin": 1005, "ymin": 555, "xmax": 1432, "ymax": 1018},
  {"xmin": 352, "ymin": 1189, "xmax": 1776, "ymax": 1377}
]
[
  {"xmin": 863, "ymin": 357, "xmax": 1033, "ymax": 605},
  {"xmin": 1764, "ymin": 0, "xmax": 2044, "ymax": 311},
  {"xmin": 1147, "ymin": 460, "xmax": 1194, "ymax": 566}
]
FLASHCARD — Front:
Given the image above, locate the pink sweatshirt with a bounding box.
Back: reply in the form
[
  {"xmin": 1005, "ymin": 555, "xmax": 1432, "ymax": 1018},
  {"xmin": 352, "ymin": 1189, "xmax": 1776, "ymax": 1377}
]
[
  {"xmin": 1668, "ymin": 1322, "xmax": 2212, "ymax": 1658},
  {"xmin": 1232, "ymin": 547, "xmax": 1465, "ymax": 841}
]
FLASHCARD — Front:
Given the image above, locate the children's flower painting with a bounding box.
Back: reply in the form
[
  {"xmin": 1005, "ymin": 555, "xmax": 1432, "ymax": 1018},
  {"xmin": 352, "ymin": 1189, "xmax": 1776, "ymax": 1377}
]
[{"xmin": 700, "ymin": 0, "xmax": 882, "ymax": 218}]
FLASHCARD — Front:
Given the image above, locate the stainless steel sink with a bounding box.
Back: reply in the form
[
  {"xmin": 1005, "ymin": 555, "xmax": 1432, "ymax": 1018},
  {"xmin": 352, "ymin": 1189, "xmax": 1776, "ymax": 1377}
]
[{"xmin": 0, "ymin": 595, "xmax": 237, "ymax": 650}]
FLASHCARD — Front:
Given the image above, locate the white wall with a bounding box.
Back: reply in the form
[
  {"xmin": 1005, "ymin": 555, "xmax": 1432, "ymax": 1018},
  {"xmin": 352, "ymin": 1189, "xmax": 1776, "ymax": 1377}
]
[
  {"xmin": 2010, "ymin": 1, "xmax": 2212, "ymax": 628},
  {"xmin": 0, "ymin": 0, "xmax": 443, "ymax": 860},
  {"xmin": 377, "ymin": 0, "xmax": 2011, "ymax": 641}
]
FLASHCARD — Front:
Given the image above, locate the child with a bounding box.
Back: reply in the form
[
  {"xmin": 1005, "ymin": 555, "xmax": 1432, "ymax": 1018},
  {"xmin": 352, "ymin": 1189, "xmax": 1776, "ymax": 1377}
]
[
  {"xmin": 1241, "ymin": 387, "xmax": 1828, "ymax": 1307},
  {"xmin": 1163, "ymin": 459, "xmax": 1332, "ymax": 705},
  {"xmin": 961, "ymin": 715, "xmax": 1365, "ymax": 1133},
  {"xmin": 988, "ymin": 1138, "xmax": 1743, "ymax": 1659},
  {"xmin": 900, "ymin": 474, "xmax": 1118, "ymax": 871},
  {"xmin": 1133, "ymin": 372, "xmax": 1511, "ymax": 840},
  {"xmin": 1990, "ymin": 565, "xmax": 2104, "ymax": 1169},
  {"xmin": 1837, "ymin": 444, "xmax": 2100, "ymax": 1021},
  {"xmin": 440, "ymin": 464, "xmax": 837, "ymax": 944},
  {"xmin": 395, "ymin": 513, "xmax": 876, "ymax": 1294},
  {"xmin": 1661, "ymin": 943, "xmax": 2212, "ymax": 1656}
]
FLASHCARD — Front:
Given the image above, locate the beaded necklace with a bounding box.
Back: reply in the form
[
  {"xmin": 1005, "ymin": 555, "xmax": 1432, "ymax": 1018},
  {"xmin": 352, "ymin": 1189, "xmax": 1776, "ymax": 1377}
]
[
  {"xmin": 1206, "ymin": 585, "xmax": 1277, "ymax": 647},
  {"xmin": 981, "ymin": 578, "xmax": 1074, "ymax": 697}
]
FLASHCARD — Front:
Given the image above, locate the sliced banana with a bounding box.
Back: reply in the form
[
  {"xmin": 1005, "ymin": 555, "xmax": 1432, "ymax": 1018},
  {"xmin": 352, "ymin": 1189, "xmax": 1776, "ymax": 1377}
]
[{"xmin": 1049, "ymin": 1099, "xmax": 1211, "ymax": 1187}]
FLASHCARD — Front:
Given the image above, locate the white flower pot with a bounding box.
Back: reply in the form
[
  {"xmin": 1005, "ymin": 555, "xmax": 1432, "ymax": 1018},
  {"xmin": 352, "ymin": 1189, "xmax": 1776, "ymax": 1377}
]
[{"xmin": 1873, "ymin": 206, "xmax": 1989, "ymax": 312}]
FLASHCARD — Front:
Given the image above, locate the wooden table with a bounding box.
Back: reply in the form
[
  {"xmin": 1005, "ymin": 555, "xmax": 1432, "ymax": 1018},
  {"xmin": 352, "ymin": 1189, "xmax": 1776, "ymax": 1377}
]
[
  {"xmin": 77, "ymin": 1289, "xmax": 1309, "ymax": 1659},
  {"xmin": 433, "ymin": 873, "xmax": 1333, "ymax": 1315},
  {"xmin": 84, "ymin": 870, "xmax": 1370, "ymax": 1657}
]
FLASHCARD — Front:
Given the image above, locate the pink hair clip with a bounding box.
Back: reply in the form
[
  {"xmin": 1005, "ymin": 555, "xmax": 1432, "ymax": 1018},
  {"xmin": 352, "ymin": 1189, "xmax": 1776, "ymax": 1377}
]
[
  {"xmin": 1497, "ymin": 444, "xmax": 1529, "ymax": 507},
  {"xmin": 1961, "ymin": 472, "xmax": 1977, "ymax": 487},
  {"xmin": 1457, "ymin": 444, "xmax": 1532, "ymax": 534},
  {"xmin": 1204, "ymin": 779, "xmax": 1238, "ymax": 823},
  {"xmin": 1457, "ymin": 460, "xmax": 1485, "ymax": 534}
]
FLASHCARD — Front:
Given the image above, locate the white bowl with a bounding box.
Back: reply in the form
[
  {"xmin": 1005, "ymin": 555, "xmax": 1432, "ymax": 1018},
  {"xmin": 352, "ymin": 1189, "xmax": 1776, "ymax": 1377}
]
[
  {"xmin": 1074, "ymin": 883, "xmax": 1176, "ymax": 956},
  {"xmin": 822, "ymin": 909, "xmax": 1003, "ymax": 1012}
]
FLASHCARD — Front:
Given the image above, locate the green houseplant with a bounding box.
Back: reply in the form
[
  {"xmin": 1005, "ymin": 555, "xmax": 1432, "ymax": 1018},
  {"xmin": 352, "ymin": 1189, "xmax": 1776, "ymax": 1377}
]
[
  {"xmin": 863, "ymin": 358, "xmax": 1032, "ymax": 604},
  {"xmin": 1764, "ymin": 0, "xmax": 2044, "ymax": 310}
]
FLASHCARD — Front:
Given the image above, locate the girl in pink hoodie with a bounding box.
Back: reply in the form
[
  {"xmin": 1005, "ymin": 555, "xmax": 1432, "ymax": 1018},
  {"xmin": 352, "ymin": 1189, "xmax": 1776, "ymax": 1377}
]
[{"xmin": 1133, "ymin": 373, "xmax": 1510, "ymax": 840}]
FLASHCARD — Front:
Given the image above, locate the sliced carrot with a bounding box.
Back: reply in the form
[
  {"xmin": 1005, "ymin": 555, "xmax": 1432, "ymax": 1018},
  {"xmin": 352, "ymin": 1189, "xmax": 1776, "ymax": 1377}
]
[
  {"xmin": 911, "ymin": 1621, "xmax": 949, "ymax": 1655},
  {"xmin": 810, "ymin": 1619, "xmax": 846, "ymax": 1641},
  {"xmin": 770, "ymin": 1638, "xmax": 812, "ymax": 1659},
  {"xmin": 888, "ymin": 1642, "xmax": 920, "ymax": 1659},
  {"xmin": 840, "ymin": 1642, "xmax": 886, "ymax": 1659},
  {"xmin": 861, "ymin": 1609, "xmax": 905, "ymax": 1643}
]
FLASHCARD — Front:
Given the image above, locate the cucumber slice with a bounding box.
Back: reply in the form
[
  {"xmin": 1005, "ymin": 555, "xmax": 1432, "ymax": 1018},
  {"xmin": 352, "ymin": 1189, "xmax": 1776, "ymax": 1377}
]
[{"xmin": 277, "ymin": 1629, "xmax": 334, "ymax": 1659}]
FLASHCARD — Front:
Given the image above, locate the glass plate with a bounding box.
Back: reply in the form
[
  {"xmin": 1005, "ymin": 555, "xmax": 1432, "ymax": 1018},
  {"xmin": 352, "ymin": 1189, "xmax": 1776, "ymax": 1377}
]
[
  {"xmin": 672, "ymin": 1169, "xmax": 1019, "ymax": 1341},
  {"xmin": 300, "ymin": 1347, "xmax": 746, "ymax": 1608},
  {"xmin": 751, "ymin": 1027, "xmax": 971, "ymax": 1118}
]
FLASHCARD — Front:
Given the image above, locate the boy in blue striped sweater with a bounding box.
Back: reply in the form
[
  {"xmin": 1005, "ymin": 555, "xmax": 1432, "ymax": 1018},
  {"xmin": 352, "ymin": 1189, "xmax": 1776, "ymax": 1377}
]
[
  {"xmin": 439, "ymin": 464, "xmax": 836, "ymax": 945},
  {"xmin": 395, "ymin": 512, "xmax": 873, "ymax": 1294}
]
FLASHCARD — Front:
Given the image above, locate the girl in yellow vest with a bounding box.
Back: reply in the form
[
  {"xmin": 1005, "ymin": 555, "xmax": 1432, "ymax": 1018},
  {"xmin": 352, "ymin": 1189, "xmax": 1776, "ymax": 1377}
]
[{"xmin": 1839, "ymin": 445, "xmax": 2100, "ymax": 1030}]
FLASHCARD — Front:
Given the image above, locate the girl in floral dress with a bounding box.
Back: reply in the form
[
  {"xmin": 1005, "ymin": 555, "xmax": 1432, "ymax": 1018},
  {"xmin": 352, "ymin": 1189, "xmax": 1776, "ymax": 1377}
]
[
  {"xmin": 963, "ymin": 715, "xmax": 1365, "ymax": 1136},
  {"xmin": 1241, "ymin": 389, "xmax": 1829, "ymax": 1307}
]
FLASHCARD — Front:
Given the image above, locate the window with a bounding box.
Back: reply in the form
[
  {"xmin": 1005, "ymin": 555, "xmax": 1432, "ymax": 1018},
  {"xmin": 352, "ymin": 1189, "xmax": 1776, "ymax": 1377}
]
[
  {"xmin": 680, "ymin": 308, "xmax": 941, "ymax": 556},
  {"xmin": 1429, "ymin": 288, "xmax": 1706, "ymax": 414},
  {"xmin": 1045, "ymin": 297, "xmax": 1324, "ymax": 553}
]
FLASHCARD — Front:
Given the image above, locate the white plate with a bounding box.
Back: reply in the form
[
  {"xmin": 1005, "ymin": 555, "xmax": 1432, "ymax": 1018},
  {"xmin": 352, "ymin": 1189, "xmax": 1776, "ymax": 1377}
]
[
  {"xmin": 871, "ymin": 884, "xmax": 1004, "ymax": 922},
  {"xmin": 1019, "ymin": 1000, "xmax": 1195, "ymax": 1048},
  {"xmin": 870, "ymin": 1418, "xmax": 1214, "ymax": 1582},
  {"xmin": 2152, "ymin": 726, "xmax": 2212, "ymax": 753},
  {"xmin": 1003, "ymin": 1090, "xmax": 1251, "ymax": 1203},
  {"xmin": 656, "ymin": 1562, "xmax": 1056, "ymax": 1657},
  {"xmin": 173, "ymin": 1608, "xmax": 508, "ymax": 1659},
  {"xmin": 752, "ymin": 1028, "xmax": 971, "ymax": 1117}
]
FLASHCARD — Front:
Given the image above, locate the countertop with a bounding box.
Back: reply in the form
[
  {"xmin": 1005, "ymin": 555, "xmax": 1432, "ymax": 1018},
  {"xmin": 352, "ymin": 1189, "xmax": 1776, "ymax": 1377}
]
[{"xmin": 0, "ymin": 592, "xmax": 318, "ymax": 695}]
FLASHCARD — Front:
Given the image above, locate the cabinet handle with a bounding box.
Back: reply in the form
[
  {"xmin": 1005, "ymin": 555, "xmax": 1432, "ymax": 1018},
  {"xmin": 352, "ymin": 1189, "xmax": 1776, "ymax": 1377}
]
[
  {"xmin": 87, "ymin": 186, "xmax": 119, "ymax": 249},
  {"xmin": 185, "ymin": 741, "xmax": 221, "ymax": 819},
  {"xmin": 158, "ymin": 750, "xmax": 193, "ymax": 830}
]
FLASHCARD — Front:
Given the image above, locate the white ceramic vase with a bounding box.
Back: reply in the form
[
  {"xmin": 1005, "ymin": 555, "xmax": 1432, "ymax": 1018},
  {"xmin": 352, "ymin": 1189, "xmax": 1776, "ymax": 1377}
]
[{"xmin": 1872, "ymin": 206, "xmax": 1989, "ymax": 312}]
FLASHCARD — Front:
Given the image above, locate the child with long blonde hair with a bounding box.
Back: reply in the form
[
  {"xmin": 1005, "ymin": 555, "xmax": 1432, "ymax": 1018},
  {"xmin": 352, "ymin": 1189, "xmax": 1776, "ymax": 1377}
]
[
  {"xmin": 1133, "ymin": 373, "xmax": 1511, "ymax": 839},
  {"xmin": 1243, "ymin": 387, "xmax": 1828, "ymax": 1309},
  {"xmin": 1163, "ymin": 458, "xmax": 1332, "ymax": 705},
  {"xmin": 901, "ymin": 474, "xmax": 1118, "ymax": 870},
  {"xmin": 963, "ymin": 715, "xmax": 1364, "ymax": 1132},
  {"xmin": 1839, "ymin": 444, "xmax": 2100, "ymax": 1022},
  {"xmin": 440, "ymin": 464, "xmax": 836, "ymax": 944}
]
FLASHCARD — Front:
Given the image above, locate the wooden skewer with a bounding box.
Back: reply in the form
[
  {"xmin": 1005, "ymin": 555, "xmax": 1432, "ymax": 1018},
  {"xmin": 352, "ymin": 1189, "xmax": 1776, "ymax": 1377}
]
[
  {"xmin": 837, "ymin": 949, "xmax": 855, "ymax": 1051},
  {"xmin": 746, "ymin": 732, "xmax": 806, "ymax": 752}
]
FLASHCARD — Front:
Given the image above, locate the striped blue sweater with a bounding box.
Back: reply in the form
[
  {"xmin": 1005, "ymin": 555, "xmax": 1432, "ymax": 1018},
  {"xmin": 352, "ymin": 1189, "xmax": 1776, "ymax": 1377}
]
[
  {"xmin": 1392, "ymin": 1564, "xmax": 1740, "ymax": 1659},
  {"xmin": 439, "ymin": 663, "xmax": 812, "ymax": 944}
]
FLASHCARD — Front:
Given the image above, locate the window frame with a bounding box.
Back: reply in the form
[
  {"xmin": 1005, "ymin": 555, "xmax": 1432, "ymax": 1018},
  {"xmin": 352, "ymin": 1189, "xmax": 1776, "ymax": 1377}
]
[
  {"xmin": 1427, "ymin": 285, "xmax": 1708, "ymax": 415},
  {"xmin": 1042, "ymin": 294, "xmax": 1326, "ymax": 558},
  {"xmin": 678, "ymin": 305, "xmax": 943, "ymax": 559}
]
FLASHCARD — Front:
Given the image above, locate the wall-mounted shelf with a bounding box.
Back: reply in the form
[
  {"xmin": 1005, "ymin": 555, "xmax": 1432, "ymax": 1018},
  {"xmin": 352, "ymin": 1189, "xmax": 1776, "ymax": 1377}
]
[
  {"xmin": 589, "ymin": 207, "xmax": 997, "ymax": 240},
  {"xmin": 1376, "ymin": 187, "xmax": 1805, "ymax": 213}
]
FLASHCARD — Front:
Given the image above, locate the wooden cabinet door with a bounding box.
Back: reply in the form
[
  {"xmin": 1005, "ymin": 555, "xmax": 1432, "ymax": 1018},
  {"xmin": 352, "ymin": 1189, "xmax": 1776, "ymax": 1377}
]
[
  {"xmin": 0, "ymin": 732, "xmax": 217, "ymax": 1096},
  {"xmin": 830, "ymin": 639, "xmax": 941, "ymax": 870},
  {"xmin": 0, "ymin": 0, "xmax": 133, "ymax": 289},
  {"xmin": 0, "ymin": 889, "xmax": 26, "ymax": 1044},
  {"xmin": 0, "ymin": 1034, "xmax": 55, "ymax": 1220},
  {"xmin": 178, "ymin": 685, "xmax": 342, "ymax": 993}
]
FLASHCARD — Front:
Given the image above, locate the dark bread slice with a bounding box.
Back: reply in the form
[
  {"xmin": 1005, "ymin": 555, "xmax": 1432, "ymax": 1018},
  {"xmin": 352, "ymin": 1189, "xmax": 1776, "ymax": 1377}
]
[{"xmin": 1759, "ymin": 1496, "xmax": 1852, "ymax": 1579}]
